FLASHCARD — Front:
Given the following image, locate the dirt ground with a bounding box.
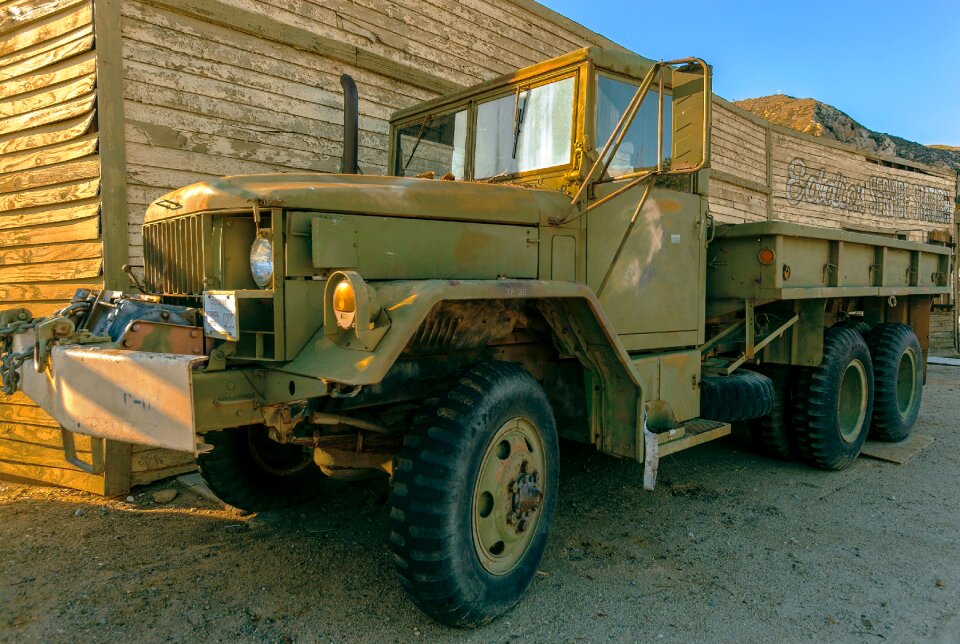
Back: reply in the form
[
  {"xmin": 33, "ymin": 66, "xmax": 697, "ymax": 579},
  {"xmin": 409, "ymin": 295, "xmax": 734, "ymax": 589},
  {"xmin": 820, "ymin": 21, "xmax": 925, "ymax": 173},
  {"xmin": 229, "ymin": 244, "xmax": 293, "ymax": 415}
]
[{"xmin": 2, "ymin": 365, "xmax": 959, "ymax": 643}]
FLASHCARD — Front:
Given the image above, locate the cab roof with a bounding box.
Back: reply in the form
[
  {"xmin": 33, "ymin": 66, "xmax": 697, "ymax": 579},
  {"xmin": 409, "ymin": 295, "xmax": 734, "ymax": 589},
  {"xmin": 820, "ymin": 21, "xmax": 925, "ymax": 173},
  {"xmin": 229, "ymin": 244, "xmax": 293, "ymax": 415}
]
[{"xmin": 390, "ymin": 47, "xmax": 657, "ymax": 124}]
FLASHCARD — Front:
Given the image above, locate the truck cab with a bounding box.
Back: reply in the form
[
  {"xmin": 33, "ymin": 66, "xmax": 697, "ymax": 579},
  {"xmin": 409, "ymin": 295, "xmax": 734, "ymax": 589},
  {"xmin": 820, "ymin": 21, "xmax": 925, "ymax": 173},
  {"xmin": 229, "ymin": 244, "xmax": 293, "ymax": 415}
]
[{"xmin": 388, "ymin": 48, "xmax": 711, "ymax": 354}]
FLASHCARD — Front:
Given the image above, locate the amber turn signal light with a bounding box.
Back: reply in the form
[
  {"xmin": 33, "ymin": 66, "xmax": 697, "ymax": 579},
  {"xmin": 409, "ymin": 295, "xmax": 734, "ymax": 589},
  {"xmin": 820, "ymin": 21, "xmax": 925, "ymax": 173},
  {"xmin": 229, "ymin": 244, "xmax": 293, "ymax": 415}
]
[
  {"xmin": 758, "ymin": 248, "xmax": 776, "ymax": 265},
  {"xmin": 333, "ymin": 280, "xmax": 357, "ymax": 329}
]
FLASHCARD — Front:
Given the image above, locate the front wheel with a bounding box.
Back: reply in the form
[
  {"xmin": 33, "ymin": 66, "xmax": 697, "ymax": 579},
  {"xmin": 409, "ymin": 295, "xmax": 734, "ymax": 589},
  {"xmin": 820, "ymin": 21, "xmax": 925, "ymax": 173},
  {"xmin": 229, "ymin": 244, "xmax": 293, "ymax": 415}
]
[
  {"xmin": 197, "ymin": 424, "xmax": 325, "ymax": 512},
  {"xmin": 389, "ymin": 362, "xmax": 559, "ymax": 627}
]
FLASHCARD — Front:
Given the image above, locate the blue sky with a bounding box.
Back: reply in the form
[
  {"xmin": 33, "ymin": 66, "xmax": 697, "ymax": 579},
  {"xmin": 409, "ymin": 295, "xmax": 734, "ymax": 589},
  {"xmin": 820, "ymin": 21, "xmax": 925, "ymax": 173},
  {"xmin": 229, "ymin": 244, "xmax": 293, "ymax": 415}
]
[{"xmin": 539, "ymin": 0, "xmax": 960, "ymax": 146}]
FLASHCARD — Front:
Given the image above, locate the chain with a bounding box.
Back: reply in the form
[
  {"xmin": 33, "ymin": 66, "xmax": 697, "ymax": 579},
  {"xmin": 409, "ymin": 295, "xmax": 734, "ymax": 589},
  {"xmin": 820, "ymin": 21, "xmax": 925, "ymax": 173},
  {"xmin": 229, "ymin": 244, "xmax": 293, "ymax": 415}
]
[
  {"xmin": 1, "ymin": 348, "xmax": 32, "ymax": 395},
  {"xmin": 0, "ymin": 318, "xmax": 38, "ymax": 395}
]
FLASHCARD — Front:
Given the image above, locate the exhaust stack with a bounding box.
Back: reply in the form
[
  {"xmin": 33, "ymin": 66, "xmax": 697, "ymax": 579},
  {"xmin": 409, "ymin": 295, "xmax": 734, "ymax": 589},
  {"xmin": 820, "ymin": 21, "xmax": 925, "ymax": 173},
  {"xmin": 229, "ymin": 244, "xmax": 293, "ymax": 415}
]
[{"xmin": 340, "ymin": 74, "xmax": 359, "ymax": 174}]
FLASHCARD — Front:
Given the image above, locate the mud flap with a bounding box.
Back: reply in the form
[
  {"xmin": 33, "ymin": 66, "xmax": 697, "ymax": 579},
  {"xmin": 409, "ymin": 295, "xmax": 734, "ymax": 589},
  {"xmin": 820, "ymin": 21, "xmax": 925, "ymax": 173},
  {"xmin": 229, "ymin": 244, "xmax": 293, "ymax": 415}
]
[
  {"xmin": 13, "ymin": 332, "xmax": 205, "ymax": 453},
  {"xmin": 642, "ymin": 422, "xmax": 659, "ymax": 491}
]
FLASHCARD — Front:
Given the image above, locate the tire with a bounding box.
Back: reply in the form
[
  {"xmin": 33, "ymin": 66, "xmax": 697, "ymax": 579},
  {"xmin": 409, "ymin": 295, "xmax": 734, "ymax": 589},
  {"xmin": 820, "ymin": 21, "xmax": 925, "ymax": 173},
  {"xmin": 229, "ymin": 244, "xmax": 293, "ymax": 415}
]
[
  {"xmin": 389, "ymin": 362, "xmax": 559, "ymax": 627},
  {"xmin": 700, "ymin": 369, "xmax": 775, "ymax": 422},
  {"xmin": 834, "ymin": 319, "xmax": 871, "ymax": 335},
  {"xmin": 792, "ymin": 327, "xmax": 874, "ymax": 470},
  {"xmin": 866, "ymin": 323, "xmax": 923, "ymax": 442},
  {"xmin": 197, "ymin": 424, "xmax": 325, "ymax": 512},
  {"xmin": 747, "ymin": 364, "xmax": 796, "ymax": 459}
]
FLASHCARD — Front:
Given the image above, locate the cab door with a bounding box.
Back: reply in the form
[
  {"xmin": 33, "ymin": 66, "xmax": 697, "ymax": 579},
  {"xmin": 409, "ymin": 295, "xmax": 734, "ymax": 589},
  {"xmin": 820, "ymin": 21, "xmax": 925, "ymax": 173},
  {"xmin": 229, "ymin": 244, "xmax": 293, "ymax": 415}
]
[{"xmin": 586, "ymin": 183, "xmax": 706, "ymax": 352}]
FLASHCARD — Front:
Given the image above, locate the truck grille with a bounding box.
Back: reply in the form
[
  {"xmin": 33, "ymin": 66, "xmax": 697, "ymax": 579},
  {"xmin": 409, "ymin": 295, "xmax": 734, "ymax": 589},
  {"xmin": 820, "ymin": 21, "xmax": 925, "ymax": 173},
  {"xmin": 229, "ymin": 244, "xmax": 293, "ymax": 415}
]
[{"xmin": 143, "ymin": 214, "xmax": 205, "ymax": 295}]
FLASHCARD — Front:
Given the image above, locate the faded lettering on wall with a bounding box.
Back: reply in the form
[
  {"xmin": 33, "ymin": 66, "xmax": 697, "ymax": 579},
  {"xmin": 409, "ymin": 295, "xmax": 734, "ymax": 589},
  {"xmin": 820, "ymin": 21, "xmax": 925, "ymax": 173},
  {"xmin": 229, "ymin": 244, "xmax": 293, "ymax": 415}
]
[{"xmin": 785, "ymin": 158, "xmax": 952, "ymax": 224}]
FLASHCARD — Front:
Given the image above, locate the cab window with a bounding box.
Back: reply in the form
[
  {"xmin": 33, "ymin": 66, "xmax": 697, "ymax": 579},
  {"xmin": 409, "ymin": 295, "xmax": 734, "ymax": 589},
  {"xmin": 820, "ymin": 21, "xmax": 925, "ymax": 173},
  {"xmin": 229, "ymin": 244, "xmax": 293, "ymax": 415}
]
[
  {"xmin": 395, "ymin": 109, "xmax": 468, "ymax": 179},
  {"xmin": 596, "ymin": 74, "xmax": 672, "ymax": 177},
  {"xmin": 474, "ymin": 76, "xmax": 575, "ymax": 179}
]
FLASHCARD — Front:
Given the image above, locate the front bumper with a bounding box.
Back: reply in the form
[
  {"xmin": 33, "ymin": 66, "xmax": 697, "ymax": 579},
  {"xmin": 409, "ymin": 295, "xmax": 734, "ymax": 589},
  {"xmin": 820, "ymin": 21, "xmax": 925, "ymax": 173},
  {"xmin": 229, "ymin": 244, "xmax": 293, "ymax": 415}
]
[{"xmin": 13, "ymin": 331, "xmax": 205, "ymax": 453}]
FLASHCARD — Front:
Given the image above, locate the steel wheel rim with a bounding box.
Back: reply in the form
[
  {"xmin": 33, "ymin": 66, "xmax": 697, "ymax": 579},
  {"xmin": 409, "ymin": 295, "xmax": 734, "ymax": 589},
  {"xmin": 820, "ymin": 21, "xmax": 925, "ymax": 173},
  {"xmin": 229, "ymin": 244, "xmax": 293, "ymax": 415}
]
[
  {"xmin": 896, "ymin": 348, "xmax": 919, "ymax": 417},
  {"xmin": 472, "ymin": 417, "xmax": 547, "ymax": 576},
  {"xmin": 837, "ymin": 360, "xmax": 868, "ymax": 443}
]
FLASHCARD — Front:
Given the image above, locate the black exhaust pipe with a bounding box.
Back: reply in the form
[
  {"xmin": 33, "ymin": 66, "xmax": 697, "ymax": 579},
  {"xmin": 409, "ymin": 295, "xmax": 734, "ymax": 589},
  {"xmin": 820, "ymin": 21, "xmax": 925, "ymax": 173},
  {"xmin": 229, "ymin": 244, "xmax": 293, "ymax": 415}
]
[{"xmin": 340, "ymin": 74, "xmax": 359, "ymax": 174}]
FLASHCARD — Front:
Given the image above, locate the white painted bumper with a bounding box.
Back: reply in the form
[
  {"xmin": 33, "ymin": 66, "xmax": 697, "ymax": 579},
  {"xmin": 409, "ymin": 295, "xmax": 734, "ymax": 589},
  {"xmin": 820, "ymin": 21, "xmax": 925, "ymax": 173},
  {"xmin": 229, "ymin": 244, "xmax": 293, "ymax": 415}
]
[{"xmin": 13, "ymin": 332, "xmax": 206, "ymax": 453}]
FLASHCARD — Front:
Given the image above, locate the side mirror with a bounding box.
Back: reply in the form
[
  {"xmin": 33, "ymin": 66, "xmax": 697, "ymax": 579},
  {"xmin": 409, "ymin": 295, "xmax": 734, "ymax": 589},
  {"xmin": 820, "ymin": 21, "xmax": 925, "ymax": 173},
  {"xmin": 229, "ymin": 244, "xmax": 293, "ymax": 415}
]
[
  {"xmin": 561, "ymin": 57, "xmax": 712, "ymax": 222},
  {"xmin": 670, "ymin": 62, "xmax": 711, "ymax": 172}
]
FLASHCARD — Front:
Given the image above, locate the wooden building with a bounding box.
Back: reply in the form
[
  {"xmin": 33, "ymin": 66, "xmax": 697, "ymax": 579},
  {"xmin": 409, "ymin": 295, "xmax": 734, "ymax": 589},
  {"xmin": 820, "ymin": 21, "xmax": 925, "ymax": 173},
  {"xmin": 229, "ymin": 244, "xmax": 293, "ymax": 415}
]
[
  {"xmin": 0, "ymin": 0, "xmax": 623, "ymax": 494},
  {"xmin": 0, "ymin": 0, "xmax": 955, "ymax": 494}
]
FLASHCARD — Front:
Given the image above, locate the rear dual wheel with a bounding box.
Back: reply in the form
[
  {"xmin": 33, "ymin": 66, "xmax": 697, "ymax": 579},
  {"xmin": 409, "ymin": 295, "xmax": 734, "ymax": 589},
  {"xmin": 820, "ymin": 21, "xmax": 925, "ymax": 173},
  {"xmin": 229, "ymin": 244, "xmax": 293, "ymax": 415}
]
[
  {"xmin": 792, "ymin": 327, "xmax": 875, "ymax": 470},
  {"xmin": 747, "ymin": 364, "xmax": 796, "ymax": 460},
  {"xmin": 866, "ymin": 323, "xmax": 923, "ymax": 442}
]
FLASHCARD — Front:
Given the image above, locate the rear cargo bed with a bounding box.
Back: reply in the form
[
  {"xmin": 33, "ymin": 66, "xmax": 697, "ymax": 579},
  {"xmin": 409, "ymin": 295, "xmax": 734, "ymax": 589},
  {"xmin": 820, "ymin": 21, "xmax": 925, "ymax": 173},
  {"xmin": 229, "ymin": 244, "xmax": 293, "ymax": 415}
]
[{"xmin": 706, "ymin": 222, "xmax": 952, "ymax": 315}]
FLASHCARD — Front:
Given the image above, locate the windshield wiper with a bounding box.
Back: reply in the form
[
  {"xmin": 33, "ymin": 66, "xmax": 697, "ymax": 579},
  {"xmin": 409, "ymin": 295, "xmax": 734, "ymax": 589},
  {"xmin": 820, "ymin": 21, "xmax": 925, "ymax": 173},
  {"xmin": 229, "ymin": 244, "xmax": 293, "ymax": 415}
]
[
  {"xmin": 511, "ymin": 89, "xmax": 528, "ymax": 159},
  {"xmin": 403, "ymin": 115, "xmax": 431, "ymax": 172}
]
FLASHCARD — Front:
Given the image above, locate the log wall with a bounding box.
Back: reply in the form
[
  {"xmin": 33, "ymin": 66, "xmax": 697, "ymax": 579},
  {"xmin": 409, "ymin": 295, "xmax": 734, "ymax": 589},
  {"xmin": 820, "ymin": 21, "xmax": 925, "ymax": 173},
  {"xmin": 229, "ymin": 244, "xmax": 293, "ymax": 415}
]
[{"xmin": 0, "ymin": 0, "xmax": 109, "ymax": 494}]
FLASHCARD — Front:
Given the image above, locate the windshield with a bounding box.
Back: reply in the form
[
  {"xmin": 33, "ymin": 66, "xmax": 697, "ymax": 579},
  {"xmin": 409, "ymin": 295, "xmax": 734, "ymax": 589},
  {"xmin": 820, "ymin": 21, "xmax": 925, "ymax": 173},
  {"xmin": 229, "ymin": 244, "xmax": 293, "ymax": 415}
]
[
  {"xmin": 395, "ymin": 109, "xmax": 468, "ymax": 179},
  {"xmin": 596, "ymin": 74, "xmax": 672, "ymax": 177},
  {"xmin": 474, "ymin": 76, "xmax": 575, "ymax": 179}
]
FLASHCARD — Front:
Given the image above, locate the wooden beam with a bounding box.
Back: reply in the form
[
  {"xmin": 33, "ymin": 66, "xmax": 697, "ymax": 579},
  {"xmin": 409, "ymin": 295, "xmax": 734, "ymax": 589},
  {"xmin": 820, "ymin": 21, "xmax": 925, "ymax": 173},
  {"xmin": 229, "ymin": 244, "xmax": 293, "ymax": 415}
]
[
  {"xmin": 502, "ymin": 0, "xmax": 626, "ymax": 52},
  {"xmin": 0, "ymin": 109, "xmax": 94, "ymax": 154},
  {"xmin": 102, "ymin": 440, "xmax": 132, "ymax": 496},
  {"xmin": 0, "ymin": 176, "xmax": 99, "ymax": 211},
  {"xmin": 93, "ymin": 0, "xmax": 127, "ymax": 289},
  {"xmin": 0, "ymin": 458, "xmax": 106, "ymax": 494},
  {"xmin": 0, "ymin": 279, "xmax": 100, "ymax": 300},
  {"xmin": 0, "ymin": 91, "xmax": 94, "ymax": 136},
  {"xmin": 0, "ymin": 216, "xmax": 99, "ymax": 247},
  {"xmin": 0, "ymin": 0, "xmax": 89, "ymax": 35},
  {"xmin": 0, "ymin": 132, "xmax": 97, "ymax": 173},
  {"xmin": 0, "ymin": 2, "xmax": 92, "ymax": 56},
  {"xmin": 0, "ymin": 155, "xmax": 99, "ymax": 193},
  {"xmin": 711, "ymin": 169, "xmax": 772, "ymax": 195},
  {"xmin": 139, "ymin": 0, "xmax": 461, "ymax": 95},
  {"xmin": 765, "ymin": 125, "xmax": 774, "ymax": 220},
  {"xmin": 0, "ymin": 32, "xmax": 93, "ymax": 81},
  {"xmin": 0, "ymin": 198, "xmax": 99, "ymax": 230}
]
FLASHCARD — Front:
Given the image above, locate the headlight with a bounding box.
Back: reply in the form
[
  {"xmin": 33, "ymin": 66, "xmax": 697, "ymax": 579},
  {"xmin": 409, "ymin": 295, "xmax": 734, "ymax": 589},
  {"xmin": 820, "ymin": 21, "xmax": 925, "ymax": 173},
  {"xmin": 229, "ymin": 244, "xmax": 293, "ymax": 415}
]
[{"xmin": 249, "ymin": 233, "xmax": 274, "ymax": 288}]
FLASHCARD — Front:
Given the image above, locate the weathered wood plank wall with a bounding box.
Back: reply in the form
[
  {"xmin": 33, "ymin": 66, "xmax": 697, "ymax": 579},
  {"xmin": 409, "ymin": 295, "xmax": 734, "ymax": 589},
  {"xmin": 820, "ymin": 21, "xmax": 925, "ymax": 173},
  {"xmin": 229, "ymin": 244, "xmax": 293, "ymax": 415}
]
[
  {"xmin": 0, "ymin": 0, "xmax": 111, "ymax": 494},
  {"xmin": 0, "ymin": 0, "xmax": 195, "ymax": 494},
  {"xmin": 119, "ymin": 0, "xmax": 621, "ymax": 266},
  {"xmin": 710, "ymin": 99, "xmax": 955, "ymax": 242}
]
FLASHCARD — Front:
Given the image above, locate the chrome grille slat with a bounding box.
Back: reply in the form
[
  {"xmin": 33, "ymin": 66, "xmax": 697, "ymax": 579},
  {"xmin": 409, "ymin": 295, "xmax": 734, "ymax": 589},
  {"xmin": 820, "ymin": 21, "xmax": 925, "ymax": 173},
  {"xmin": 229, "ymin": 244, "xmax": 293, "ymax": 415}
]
[{"xmin": 142, "ymin": 214, "xmax": 206, "ymax": 296}]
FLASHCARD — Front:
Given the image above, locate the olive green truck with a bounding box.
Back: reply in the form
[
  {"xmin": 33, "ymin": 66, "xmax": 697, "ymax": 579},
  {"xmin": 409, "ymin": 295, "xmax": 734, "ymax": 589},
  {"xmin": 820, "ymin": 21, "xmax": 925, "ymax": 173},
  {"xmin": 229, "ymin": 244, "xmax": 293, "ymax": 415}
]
[{"xmin": 0, "ymin": 48, "xmax": 953, "ymax": 626}]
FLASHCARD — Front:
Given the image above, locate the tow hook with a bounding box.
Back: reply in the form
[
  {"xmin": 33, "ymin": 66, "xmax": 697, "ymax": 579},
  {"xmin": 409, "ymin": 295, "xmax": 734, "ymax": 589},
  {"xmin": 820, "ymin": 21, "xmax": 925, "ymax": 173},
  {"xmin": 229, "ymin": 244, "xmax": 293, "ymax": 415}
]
[
  {"xmin": 33, "ymin": 317, "xmax": 75, "ymax": 372},
  {"xmin": 33, "ymin": 317, "xmax": 110, "ymax": 373}
]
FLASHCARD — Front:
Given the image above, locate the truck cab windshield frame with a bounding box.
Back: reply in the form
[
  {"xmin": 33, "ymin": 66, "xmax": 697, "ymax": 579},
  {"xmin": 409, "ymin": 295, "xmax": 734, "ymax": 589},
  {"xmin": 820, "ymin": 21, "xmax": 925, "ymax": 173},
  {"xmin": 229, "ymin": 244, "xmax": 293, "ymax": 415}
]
[{"xmin": 389, "ymin": 48, "xmax": 710, "ymax": 195}]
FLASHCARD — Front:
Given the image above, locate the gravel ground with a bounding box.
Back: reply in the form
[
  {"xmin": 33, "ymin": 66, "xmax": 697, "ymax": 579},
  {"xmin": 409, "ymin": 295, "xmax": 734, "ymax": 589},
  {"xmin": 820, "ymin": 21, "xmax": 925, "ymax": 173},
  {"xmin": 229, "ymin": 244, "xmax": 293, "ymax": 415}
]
[{"xmin": 2, "ymin": 365, "xmax": 959, "ymax": 643}]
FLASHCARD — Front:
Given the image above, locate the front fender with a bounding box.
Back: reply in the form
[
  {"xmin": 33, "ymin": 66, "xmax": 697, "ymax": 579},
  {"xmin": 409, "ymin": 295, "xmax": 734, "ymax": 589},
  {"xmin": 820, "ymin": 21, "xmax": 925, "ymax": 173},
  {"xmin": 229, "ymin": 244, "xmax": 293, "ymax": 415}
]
[
  {"xmin": 278, "ymin": 279, "xmax": 647, "ymax": 459},
  {"xmin": 279, "ymin": 279, "xmax": 633, "ymax": 385}
]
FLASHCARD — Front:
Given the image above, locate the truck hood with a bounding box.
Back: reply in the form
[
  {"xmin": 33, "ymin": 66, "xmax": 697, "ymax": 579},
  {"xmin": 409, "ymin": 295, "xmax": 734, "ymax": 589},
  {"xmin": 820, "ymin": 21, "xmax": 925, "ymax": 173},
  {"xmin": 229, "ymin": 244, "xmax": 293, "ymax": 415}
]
[{"xmin": 144, "ymin": 173, "xmax": 570, "ymax": 226}]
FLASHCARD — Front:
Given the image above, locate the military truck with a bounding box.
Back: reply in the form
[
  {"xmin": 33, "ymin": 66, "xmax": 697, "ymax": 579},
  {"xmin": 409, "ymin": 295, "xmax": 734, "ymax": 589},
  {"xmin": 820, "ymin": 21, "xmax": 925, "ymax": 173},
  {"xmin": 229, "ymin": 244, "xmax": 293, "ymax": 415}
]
[{"xmin": 0, "ymin": 48, "xmax": 951, "ymax": 626}]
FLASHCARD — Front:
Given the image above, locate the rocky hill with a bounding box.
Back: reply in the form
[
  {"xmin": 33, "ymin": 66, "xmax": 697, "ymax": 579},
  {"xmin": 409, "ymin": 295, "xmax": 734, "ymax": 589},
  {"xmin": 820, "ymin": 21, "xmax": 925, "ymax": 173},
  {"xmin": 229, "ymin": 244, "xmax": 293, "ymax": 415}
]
[{"xmin": 734, "ymin": 95, "xmax": 960, "ymax": 173}]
